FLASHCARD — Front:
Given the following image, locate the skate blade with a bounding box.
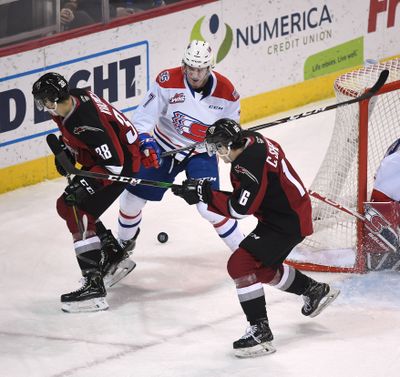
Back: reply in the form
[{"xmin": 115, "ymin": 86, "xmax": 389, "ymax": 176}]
[
  {"xmin": 309, "ymin": 288, "xmax": 340, "ymax": 318},
  {"xmin": 234, "ymin": 341, "xmax": 276, "ymax": 358},
  {"xmin": 61, "ymin": 297, "xmax": 109, "ymax": 313},
  {"xmin": 104, "ymin": 259, "xmax": 136, "ymax": 288}
]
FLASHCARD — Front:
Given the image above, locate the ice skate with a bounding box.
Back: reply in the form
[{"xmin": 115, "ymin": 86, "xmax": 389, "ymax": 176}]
[
  {"xmin": 119, "ymin": 228, "xmax": 141, "ymax": 254},
  {"xmin": 102, "ymin": 229, "xmax": 140, "ymax": 288},
  {"xmin": 233, "ymin": 319, "xmax": 276, "ymax": 358},
  {"xmin": 302, "ymin": 281, "xmax": 340, "ymax": 318},
  {"xmin": 103, "ymin": 257, "xmax": 136, "ymax": 288},
  {"xmin": 61, "ymin": 272, "xmax": 108, "ymax": 313}
]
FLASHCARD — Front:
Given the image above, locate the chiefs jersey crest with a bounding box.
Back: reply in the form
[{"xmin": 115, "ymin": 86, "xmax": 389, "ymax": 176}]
[
  {"xmin": 234, "ymin": 164, "xmax": 259, "ymax": 184},
  {"xmin": 73, "ymin": 125, "xmax": 104, "ymax": 135}
]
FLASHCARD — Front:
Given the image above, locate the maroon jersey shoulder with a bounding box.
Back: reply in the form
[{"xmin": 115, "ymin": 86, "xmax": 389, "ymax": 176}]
[{"xmin": 58, "ymin": 89, "xmax": 140, "ymax": 172}]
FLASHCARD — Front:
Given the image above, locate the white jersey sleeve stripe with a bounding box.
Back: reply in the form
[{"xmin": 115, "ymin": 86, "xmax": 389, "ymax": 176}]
[
  {"xmin": 154, "ymin": 125, "xmax": 183, "ymax": 150},
  {"xmin": 229, "ymin": 200, "xmax": 249, "ymax": 219},
  {"xmin": 105, "ymin": 165, "xmax": 123, "ymax": 174},
  {"xmin": 281, "ymin": 159, "xmax": 306, "ymax": 197}
]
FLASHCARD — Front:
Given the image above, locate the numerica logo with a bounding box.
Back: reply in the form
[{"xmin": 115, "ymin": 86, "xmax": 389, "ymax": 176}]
[
  {"xmin": 190, "ymin": 14, "xmax": 233, "ymax": 64},
  {"xmin": 190, "ymin": 7, "xmax": 332, "ymax": 61},
  {"xmin": 368, "ymin": 0, "xmax": 399, "ymax": 32}
]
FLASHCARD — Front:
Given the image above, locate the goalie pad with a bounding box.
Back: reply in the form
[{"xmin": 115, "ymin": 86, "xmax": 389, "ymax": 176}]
[{"xmin": 362, "ymin": 202, "xmax": 400, "ymax": 271}]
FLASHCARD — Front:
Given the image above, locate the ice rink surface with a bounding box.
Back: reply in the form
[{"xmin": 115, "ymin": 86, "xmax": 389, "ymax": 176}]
[{"xmin": 1, "ymin": 103, "xmax": 399, "ymax": 377}]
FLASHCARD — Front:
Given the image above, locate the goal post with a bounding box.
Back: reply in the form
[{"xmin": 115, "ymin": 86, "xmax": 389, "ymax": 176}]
[{"xmin": 288, "ymin": 58, "xmax": 400, "ymax": 273}]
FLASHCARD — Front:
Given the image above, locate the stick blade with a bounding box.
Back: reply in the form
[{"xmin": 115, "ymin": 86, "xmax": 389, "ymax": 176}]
[
  {"xmin": 369, "ymin": 69, "xmax": 389, "ymax": 94},
  {"xmin": 46, "ymin": 133, "xmax": 63, "ymax": 155}
]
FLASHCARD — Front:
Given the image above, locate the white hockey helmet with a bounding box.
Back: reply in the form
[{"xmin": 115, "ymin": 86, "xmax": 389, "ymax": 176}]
[{"xmin": 182, "ymin": 40, "xmax": 215, "ymax": 69}]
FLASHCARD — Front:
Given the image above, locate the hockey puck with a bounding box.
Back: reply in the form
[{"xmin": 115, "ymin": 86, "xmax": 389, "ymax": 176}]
[{"xmin": 157, "ymin": 232, "xmax": 169, "ymax": 243}]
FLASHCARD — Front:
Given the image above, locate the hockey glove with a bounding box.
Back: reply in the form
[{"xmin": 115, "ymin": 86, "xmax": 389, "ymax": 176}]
[
  {"xmin": 55, "ymin": 136, "xmax": 76, "ymax": 176},
  {"xmin": 138, "ymin": 133, "xmax": 161, "ymax": 169},
  {"xmin": 172, "ymin": 179, "xmax": 213, "ymax": 205},
  {"xmin": 64, "ymin": 176, "xmax": 102, "ymax": 206}
]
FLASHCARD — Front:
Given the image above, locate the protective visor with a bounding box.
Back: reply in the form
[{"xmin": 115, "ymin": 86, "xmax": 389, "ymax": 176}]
[
  {"xmin": 34, "ymin": 98, "xmax": 46, "ymax": 111},
  {"xmin": 34, "ymin": 97, "xmax": 57, "ymax": 112},
  {"xmin": 205, "ymin": 140, "xmax": 231, "ymax": 157}
]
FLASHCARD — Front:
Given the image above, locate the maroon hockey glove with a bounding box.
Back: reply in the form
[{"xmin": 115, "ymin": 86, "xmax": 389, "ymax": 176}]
[{"xmin": 172, "ymin": 179, "xmax": 212, "ymax": 205}]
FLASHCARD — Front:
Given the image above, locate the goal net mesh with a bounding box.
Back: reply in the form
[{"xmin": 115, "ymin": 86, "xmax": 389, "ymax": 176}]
[{"xmin": 288, "ymin": 58, "xmax": 400, "ymax": 272}]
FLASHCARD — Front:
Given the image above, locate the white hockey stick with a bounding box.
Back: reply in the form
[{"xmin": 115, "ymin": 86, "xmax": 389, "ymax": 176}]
[{"xmin": 161, "ymin": 69, "xmax": 389, "ymax": 157}]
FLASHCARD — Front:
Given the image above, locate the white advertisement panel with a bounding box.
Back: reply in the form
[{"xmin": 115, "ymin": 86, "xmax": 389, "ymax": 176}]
[{"xmin": 0, "ymin": 41, "xmax": 149, "ymax": 167}]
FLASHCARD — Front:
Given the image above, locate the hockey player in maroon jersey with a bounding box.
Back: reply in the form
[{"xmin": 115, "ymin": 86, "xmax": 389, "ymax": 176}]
[
  {"xmin": 32, "ymin": 72, "xmax": 142, "ymax": 313},
  {"xmin": 172, "ymin": 118, "xmax": 340, "ymax": 357}
]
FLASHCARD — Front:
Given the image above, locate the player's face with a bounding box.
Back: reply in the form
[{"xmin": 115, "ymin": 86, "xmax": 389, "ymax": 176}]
[
  {"xmin": 43, "ymin": 99, "xmax": 56, "ymax": 110},
  {"xmin": 34, "ymin": 97, "xmax": 58, "ymax": 115},
  {"xmin": 206, "ymin": 141, "xmax": 232, "ymax": 163},
  {"xmin": 43, "ymin": 99, "xmax": 60, "ymax": 116},
  {"xmin": 218, "ymin": 146, "xmax": 233, "ymax": 163},
  {"xmin": 184, "ymin": 65, "xmax": 210, "ymax": 89}
]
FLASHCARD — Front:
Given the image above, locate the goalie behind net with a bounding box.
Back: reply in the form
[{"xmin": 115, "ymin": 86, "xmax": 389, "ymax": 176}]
[{"xmin": 289, "ymin": 58, "xmax": 400, "ymax": 273}]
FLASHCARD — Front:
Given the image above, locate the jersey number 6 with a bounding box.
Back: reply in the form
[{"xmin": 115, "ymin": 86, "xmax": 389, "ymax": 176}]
[{"xmin": 239, "ymin": 190, "xmax": 251, "ymax": 206}]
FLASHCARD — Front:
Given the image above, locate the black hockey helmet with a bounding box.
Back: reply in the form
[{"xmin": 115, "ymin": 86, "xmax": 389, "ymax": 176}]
[
  {"xmin": 32, "ymin": 72, "xmax": 69, "ymax": 110},
  {"xmin": 205, "ymin": 118, "xmax": 244, "ymax": 156}
]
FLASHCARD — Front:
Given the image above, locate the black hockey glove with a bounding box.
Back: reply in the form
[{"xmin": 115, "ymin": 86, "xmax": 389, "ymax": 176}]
[
  {"xmin": 63, "ymin": 176, "xmax": 102, "ymax": 206},
  {"xmin": 55, "ymin": 136, "xmax": 75, "ymax": 176},
  {"xmin": 172, "ymin": 179, "xmax": 213, "ymax": 205}
]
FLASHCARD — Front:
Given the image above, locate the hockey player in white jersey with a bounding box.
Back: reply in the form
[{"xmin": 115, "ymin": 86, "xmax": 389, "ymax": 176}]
[
  {"xmin": 366, "ymin": 138, "xmax": 400, "ymax": 271},
  {"xmin": 371, "ymin": 138, "xmax": 400, "ymax": 202},
  {"xmin": 117, "ymin": 40, "xmax": 244, "ymax": 254}
]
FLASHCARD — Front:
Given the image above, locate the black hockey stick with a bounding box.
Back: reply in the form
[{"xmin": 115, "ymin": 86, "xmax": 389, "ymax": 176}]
[
  {"xmin": 161, "ymin": 69, "xmax": 390, "ymax": 157},
  {"xmin": 47, "ymin": 134, "xmax": 398, "ymax": 252},
  {"xmin": 46, "ymin": 134, "xmax": 179, "ymax": 189}
]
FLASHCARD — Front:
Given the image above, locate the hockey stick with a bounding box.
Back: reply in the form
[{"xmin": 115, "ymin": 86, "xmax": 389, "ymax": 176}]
[
  {"xmin": 66, "ymin": 173, "xmax": 87, "ymax": 238},
  {"xmin": 48, "ymin": 133, "xmax": 398, "ymax": 252},
  {"xmin": 309, "ymin": 190, "xmax": 398, "ymax": 253},
  {"xmin": 46, "ymin": 134, "xmax": 179, "ymax": 190},
  {"xmin": 161, "ymin": 69, "xmax": 390, "ymax": 157}
]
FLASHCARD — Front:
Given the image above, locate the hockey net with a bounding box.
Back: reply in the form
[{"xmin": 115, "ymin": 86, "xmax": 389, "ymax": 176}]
[{"xmin": 288, "ymin": 58, "xmax": 400, "ymax": 273}]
